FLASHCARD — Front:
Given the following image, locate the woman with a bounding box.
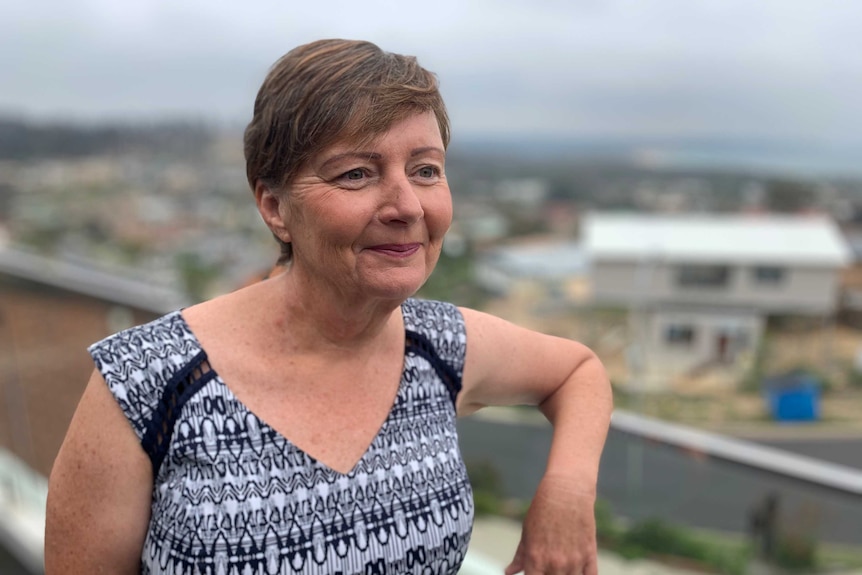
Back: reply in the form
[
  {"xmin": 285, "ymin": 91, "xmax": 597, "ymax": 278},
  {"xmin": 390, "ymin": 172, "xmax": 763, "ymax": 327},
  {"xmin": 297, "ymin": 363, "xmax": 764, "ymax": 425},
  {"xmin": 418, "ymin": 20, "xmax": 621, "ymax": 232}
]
[{"xmin": 45, "ymin": 39, "xmax": 612, "ymax": 574}]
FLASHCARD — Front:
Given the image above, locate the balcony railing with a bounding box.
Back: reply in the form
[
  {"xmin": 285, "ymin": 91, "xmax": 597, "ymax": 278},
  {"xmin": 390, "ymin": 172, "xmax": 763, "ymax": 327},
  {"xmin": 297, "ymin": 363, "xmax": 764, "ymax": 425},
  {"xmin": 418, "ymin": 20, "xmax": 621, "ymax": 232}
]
[{"xmin": 0, "ymin": 447, "xmax": 46, "ymax": 574}]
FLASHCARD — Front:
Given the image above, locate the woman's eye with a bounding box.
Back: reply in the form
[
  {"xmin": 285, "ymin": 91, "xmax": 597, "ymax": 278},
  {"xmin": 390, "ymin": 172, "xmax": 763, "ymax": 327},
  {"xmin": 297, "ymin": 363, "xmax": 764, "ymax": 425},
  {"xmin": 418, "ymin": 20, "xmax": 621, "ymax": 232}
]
[
  {"xmin": 417, "ymin": 166, "xmax": 438, "ymax": 178},
  {"xmin": 343, "ymin": 168, "xmax": 365, "ymax": 180}
]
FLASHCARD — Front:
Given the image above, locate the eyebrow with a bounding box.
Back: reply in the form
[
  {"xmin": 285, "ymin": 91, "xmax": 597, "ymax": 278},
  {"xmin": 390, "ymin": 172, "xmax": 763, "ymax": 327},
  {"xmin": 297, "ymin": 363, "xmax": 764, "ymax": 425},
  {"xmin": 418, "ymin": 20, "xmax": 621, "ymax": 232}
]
[
  {"xmin": 410, "ymin": 146, "xmax": 446, "ymax": 158},
  {"xmin": 319, "ymin": 147, "xmax": 445, "ymax": 170},
  {"xmin": 319, "ymin": 152, "xmax": 381, "ymax": 170}
]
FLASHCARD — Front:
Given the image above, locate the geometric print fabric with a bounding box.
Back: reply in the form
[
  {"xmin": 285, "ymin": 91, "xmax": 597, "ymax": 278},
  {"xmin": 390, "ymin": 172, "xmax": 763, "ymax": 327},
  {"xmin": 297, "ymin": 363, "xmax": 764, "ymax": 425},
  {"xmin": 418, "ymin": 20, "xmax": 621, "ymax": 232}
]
[{"xmin": 88, "ymin": 298, "xmax": 475, "ymax": 574}]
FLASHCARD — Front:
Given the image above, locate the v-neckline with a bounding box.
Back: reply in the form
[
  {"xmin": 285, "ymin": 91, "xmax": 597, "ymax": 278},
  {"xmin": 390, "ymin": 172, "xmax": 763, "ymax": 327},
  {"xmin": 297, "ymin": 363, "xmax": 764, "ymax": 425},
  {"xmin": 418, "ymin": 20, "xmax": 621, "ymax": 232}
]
[{"xmin": 173, "ymin": 306, "xmax": 411, "ymax": 478}]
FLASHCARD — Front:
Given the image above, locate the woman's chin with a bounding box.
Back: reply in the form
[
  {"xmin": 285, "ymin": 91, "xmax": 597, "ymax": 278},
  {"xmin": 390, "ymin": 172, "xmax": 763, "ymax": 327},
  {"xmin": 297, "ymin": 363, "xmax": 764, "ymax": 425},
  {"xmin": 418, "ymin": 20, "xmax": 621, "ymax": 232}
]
[{"xmin": 358, "ymin": 271, "xmax": 427, "ymax": 302}]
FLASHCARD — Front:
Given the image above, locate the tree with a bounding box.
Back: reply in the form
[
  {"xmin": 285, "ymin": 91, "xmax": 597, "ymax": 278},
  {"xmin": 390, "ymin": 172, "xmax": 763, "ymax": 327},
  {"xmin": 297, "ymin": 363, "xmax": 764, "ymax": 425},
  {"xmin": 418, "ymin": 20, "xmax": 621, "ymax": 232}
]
[{"xmin": 764, "ymin": 179, "xmax": 814, "ymax": 213}]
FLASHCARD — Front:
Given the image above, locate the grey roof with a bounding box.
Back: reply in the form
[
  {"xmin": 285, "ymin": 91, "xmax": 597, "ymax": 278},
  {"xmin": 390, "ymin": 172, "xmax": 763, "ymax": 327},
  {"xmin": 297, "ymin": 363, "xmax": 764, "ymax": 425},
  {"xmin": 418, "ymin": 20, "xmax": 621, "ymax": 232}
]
[
  {"xmin": 483, "ymin": 242, "xmax": 589, "ymax": 279},
  {"xmin": 584, "ymin": 212, "xmax": 853, "ymax": 267},
  {"xmin": 0, "ymin": 245, "xmax": 188, "ymax": 314}
]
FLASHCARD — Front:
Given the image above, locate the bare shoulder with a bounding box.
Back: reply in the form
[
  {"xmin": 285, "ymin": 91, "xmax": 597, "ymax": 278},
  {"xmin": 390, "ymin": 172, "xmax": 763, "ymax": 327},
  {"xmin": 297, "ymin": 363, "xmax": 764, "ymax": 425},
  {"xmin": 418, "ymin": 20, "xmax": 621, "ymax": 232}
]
[
  {"xmin": 180, "ymin": 283, "xmax": 247, "ymax": 326},
  {"xmin": 181, "ymin": 277, "xmax": 277, "ymax": 337},
  {"xmin": 45, "ymin": 370, "xmax": 152, "ymax": 574}
]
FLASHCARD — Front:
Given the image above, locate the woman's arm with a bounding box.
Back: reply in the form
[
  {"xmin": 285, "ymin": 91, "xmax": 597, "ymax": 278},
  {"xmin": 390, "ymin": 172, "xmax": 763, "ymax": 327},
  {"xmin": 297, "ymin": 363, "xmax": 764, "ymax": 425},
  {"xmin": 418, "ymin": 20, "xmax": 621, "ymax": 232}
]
[
  {"xmin": 45, "ymin": 370, "xmax": 153, "ymax": 574},
  {"xmin": 457, "ymin": 307, "xmax": 613, "ymax": 575}
]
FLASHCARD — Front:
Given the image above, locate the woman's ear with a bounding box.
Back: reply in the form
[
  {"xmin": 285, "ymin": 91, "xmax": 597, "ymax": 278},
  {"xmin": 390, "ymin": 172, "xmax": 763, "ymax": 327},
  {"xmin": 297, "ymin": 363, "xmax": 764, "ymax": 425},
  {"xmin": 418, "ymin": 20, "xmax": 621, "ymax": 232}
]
[{"xmin": 254, "ymin": 180, "xmax": 291, "ymax": 244}]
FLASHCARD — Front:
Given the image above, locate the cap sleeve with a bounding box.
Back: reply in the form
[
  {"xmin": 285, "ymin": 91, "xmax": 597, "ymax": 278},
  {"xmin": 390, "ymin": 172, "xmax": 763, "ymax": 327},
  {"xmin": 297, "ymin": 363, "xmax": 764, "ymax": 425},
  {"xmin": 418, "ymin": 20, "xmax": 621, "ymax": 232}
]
[
  {"xmin": 87, "ymin": 311, "xmax": 194, "ymax": 442},
  {"xmin": 402, "ymin": 297, "xmax": 467, "ymax": 386}
]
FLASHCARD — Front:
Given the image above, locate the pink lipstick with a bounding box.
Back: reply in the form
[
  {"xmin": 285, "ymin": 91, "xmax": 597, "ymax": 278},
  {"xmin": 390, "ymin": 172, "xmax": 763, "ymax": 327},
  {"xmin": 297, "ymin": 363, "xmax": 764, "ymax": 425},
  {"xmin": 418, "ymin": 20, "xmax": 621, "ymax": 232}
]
[{"xmin": 368, "ymin": 243, "xmax": 421, "ymax": 257}]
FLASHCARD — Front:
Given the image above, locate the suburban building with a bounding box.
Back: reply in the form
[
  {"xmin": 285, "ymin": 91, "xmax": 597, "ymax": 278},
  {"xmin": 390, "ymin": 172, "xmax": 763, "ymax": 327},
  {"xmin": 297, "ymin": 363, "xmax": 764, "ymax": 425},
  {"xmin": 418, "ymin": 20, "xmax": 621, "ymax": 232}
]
[
  {"xmin": 475, "ymin": 240, "xmax": 591, "ymax": 305},
  {"xmin": 583, "ymin": 212, "xmax": 852, "ymax": 387}
]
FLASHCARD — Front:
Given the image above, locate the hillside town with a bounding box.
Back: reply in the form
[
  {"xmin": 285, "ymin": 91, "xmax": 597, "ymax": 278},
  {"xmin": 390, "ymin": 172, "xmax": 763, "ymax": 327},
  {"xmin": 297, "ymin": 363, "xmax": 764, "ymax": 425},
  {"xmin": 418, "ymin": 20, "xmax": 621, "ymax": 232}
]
[
  {"xmin": 4, "ymin": 121, "xmax": 862, "ymax": 573},
  {"xmin": 5, "ymin": 120, "xmax": 862, "ymax": 454}
]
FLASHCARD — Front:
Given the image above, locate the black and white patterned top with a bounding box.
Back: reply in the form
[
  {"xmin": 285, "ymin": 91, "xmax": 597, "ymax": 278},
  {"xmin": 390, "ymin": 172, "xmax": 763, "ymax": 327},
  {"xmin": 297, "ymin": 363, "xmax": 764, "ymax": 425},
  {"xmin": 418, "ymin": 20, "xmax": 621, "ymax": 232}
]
[{"xmin": 88, "ymin": 298, "xmax": 474, "ymax": 575}]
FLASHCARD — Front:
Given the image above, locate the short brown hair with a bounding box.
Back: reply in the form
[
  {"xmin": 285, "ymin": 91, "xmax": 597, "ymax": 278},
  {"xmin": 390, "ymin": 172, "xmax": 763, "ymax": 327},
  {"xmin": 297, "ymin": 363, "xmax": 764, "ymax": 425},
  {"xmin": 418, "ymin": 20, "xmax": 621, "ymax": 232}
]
[{"xmin": 244, "ymin": 39, "xmax": 450, "ymax": 264}]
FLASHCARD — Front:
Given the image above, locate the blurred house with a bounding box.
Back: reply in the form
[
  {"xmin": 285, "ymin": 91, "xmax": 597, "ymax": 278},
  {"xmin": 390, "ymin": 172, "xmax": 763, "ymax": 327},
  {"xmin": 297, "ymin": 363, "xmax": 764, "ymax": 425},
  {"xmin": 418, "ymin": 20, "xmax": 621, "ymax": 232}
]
[
  {"xmin": 837, "ymin": 231, "xmax": 862, "ymax": 328},
  {"xmin": 584, "ymin": 213, "xmax": 852, "ymax": 388},
  {"xmin": 0, "ymin": 244, "xmax": 187, "ymax": 476},
  {"xmin": 451, "ymin": 202, "xmax": 510, "ymax": 248},
  {"xmin": 475, "ymin": 241, "xmax": 591, "ymax": 306}
]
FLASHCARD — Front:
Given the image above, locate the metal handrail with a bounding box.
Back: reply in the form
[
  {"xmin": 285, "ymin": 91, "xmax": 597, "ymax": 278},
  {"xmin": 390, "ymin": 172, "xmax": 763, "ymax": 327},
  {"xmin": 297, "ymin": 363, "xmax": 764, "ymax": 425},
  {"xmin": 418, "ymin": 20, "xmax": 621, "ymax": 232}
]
[
  {"xmin": 0, "ymin": 447, "xmax": 47, "ymax": 573},
  {"xmin": 611, "ymin": 409, "xmax": 862, "ymax": 495}
]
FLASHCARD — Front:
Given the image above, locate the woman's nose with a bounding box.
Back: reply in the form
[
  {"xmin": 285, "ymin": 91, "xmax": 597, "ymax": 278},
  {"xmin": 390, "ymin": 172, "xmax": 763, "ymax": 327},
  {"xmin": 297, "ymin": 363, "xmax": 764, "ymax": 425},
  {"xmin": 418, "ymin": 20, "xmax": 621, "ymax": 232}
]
[{"xmin": 380, "ymin": 175, "xmax": 424, "ymax": 224}]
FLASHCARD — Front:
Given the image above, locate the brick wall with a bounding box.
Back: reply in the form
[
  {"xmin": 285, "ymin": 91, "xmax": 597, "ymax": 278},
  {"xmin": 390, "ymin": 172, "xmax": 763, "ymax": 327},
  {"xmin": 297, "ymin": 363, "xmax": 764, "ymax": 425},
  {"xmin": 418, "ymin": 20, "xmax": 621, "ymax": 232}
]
[{"xmin": 0, "ymin": 275, "xmax": 159, "ymax": 476}]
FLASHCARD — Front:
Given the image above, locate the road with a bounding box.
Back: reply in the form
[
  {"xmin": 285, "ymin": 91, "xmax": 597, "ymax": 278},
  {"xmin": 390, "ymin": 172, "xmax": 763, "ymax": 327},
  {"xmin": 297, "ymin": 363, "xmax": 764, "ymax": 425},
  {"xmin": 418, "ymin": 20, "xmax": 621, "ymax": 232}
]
[{"xmin": 457, "ymin": 414, "xmax": 862, "ymax": 546}]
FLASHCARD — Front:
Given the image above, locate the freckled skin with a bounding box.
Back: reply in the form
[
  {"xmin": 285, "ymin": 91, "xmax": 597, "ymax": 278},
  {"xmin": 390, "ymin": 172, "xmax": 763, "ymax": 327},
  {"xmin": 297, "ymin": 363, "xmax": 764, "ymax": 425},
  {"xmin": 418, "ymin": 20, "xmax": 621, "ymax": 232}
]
[{"xmin": 46, "ymin": 370, "xmax": 152, "ymax": 574}]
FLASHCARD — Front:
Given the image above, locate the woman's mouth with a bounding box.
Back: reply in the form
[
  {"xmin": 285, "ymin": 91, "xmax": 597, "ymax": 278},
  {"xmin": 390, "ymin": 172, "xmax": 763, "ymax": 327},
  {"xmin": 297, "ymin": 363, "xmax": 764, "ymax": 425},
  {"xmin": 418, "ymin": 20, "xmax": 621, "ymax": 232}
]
[{"xmin": 367, "ymin": 243, "xmax": 421, "ymax": 257}]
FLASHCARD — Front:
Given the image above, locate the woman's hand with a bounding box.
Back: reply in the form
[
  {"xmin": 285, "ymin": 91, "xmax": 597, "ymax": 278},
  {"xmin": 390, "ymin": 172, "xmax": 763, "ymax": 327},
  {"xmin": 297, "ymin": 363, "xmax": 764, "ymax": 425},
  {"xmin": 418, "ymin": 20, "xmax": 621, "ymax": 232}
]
[{"xmin": 504, "ymin": 475, "xmax": 598, "ymax": 575}]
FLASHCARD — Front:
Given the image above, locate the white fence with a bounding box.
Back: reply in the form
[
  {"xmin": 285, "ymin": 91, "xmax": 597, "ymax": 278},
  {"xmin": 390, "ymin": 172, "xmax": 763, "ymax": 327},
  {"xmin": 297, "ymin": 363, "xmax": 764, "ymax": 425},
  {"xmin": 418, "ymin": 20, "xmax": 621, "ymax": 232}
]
[{"xmin": 0, "ymin": 448, "xmax": 46, "ymax": 573}]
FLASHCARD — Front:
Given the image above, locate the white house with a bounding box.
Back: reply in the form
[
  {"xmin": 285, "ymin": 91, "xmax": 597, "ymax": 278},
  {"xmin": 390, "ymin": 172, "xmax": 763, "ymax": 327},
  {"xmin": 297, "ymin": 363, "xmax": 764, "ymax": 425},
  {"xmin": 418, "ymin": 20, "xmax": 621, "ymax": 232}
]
[
  {"xmin": 583, "ymin": 212, "xmax": 852, "ymax": 383},
  {"xmin": 475, "ymin": 241, "xmax": 591, "ymax": 304}
]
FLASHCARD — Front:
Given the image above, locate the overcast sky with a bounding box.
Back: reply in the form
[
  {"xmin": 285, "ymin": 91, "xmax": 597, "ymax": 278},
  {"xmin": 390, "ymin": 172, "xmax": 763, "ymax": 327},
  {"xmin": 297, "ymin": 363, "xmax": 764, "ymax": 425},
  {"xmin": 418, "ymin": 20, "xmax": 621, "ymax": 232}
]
[{"xmin": 2, "ymin": 0, "xmax": 861, "ymax": 150}]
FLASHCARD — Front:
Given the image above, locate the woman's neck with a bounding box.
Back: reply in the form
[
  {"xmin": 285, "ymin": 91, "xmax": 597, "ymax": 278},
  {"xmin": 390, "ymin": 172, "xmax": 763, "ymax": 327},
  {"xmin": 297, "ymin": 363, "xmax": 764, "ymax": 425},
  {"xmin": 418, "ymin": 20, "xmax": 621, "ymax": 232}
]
[{"xmin": 252, "ymin": 270, "xmax": 406, "ymax": 355}]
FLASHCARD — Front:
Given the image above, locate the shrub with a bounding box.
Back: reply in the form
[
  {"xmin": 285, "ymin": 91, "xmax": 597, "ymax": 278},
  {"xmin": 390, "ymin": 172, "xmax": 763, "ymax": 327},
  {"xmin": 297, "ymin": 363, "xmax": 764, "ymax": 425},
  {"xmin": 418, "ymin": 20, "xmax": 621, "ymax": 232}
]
[
  {"xmin": 846, "ymin": 366, "xmax": 862, "ymax": 389},
  {"xmin": 465, "ymin": 460, "xmax": 504, "ymax": 517},
  {"xmin": 774, "ymin": 533, "xmax": 817, "ymax": 571},
  {"xmin": 594, "ymin": 498, "xmax": 621, "ymax": 546},
  {"xmin": 472, "ymin": 490, "xmax": 503, "ymax": 516},
  {"xmin": 622, "ymin": 519, "xmax": 709, "ymax": 559},
  {"xmin": 616, "ymin": 517, "xmax": 749, "ymax": 575}
]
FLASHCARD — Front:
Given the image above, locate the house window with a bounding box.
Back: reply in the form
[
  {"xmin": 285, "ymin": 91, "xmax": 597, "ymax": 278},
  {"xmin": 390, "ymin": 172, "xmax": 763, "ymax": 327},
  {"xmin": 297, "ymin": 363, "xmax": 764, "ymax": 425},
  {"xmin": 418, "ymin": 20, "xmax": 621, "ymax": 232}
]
[
  {"xmin": 676, "ymin": 265, "xmax": 731, "ymax": 288},
  {"xmin": 666, "ymin": 325, "xmax": 695, "ymax": 346},
  {"xmin": 753, "ymin": 266, "xmax": 785, "ymax": 285}
]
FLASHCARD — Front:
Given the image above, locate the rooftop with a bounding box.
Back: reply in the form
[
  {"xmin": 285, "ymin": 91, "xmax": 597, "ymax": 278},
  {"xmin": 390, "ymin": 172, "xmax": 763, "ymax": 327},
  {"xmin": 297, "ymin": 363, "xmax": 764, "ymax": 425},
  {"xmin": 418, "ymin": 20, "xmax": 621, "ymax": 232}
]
[
  {"xmin": 483, "ymin": 241, "xmax": 589, "ymax": 279},
  {"xmin": 0, "ymin": 243, "xmax": 188, "ymax": 314},
  {"xmin": 584, "ymin": 212, "xmax": 853, "ymax": 266}
]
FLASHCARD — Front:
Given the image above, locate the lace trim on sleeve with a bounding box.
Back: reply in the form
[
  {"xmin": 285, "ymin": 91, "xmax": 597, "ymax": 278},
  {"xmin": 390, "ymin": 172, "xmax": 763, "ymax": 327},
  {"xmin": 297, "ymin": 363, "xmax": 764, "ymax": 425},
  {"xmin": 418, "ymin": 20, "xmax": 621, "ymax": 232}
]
[
  {"xmin": 405, "ymin": 330, "xmax": 462, "ymax": 407},
  {"xmin": 141, "ymin": 350, "xmax": 215, "ymax": 475}
]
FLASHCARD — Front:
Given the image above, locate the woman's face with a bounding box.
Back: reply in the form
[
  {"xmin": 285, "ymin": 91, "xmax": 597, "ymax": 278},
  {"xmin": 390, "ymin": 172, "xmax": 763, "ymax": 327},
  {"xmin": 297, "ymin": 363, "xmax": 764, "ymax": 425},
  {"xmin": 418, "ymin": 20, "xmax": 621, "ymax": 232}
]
[{"xmin": 278, "ymin": 111, "xmax": 453, "ymax": 303}]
